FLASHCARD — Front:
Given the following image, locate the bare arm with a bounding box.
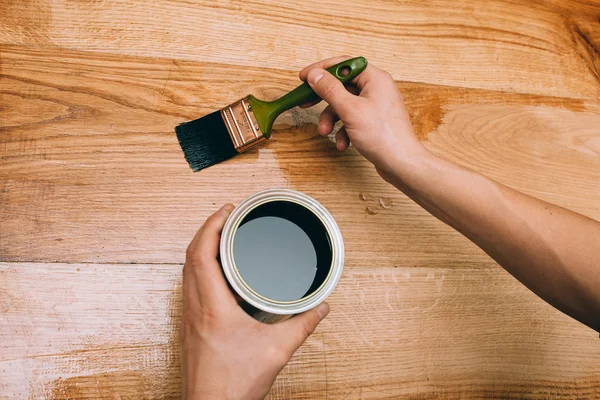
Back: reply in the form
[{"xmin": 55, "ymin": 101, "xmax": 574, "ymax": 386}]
[
  {"xmin": 301, "ymin": 57, "xmax": 600, "ymax": 332},
  {"xmin": 389, "ymin": 153, "xmax": 600, "ymax": 332}
]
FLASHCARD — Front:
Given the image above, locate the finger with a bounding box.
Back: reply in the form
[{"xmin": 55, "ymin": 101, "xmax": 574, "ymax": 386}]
[
  {"xmin": 298, "ymin": 98, "xmax": 322, "ymax": 109},
  {"xmin": 352, "ymin": 63, "xmax": 394, "ymax": 92},
  {"xmin": 299, "ymin": 55, "xmax": 353, "ymax": 81},
  {"xmin": 274, "ymin": 302, "xmax": 330, "ymax": 357},
  {"xmin": 187, "ymin": 204, "xmax": 234, "ymax": 258},
  {"xmin": 335, "ymin": 126, "xmax": 350, "ymax": 151},
  {"xmin": 299, "ymin": 84, "xmax": 358, "ymax": 110},
  {"xmin": 185, "ymin": 204, "xmax": 237, "ymax": 305},
  {"xmin": 318, "ymin": 105, "xmax": 339, "ymax": 136},
  {"xmin": 345, "ymin": 84, "xmax": 360, "ymax": 96},
  {"xmin": 306, "ymin": 69, "xmax": 357, "ymax": 117}
]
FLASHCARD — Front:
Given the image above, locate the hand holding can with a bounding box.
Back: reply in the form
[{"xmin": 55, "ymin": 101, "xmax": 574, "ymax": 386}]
[
  {"xmin": 180, "ymin": 203, "xmax": 331, "ymax": 400},
  {"xmin": 220, "ymin": 189, "xmax": 344, "ymax": 323}
]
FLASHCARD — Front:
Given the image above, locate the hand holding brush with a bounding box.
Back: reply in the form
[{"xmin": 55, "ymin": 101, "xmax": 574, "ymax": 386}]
[{"xmin": 175, "ymin": 57, "xmax": 368, "ymax": 171}]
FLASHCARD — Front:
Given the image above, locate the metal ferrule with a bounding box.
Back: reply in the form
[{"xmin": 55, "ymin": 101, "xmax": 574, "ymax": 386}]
[
  {"xmin": 220, "ymin": 189, "xmax": 345, "ymax": 324},
  {"xmin": 220, "ymin": 97, "xmax": 267, "ymax": 153}
]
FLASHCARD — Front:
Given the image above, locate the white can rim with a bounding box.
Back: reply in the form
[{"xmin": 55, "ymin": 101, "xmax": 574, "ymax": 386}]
[{"xmin": 220, "ymin": 189, "xmax": 344, "ymax": 315}]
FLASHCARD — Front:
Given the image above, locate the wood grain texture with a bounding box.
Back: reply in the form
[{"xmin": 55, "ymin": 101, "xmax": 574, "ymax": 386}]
[
  {"xmin": 1, "ymin": 0, "xmax": 600, "ymax": 99},
  {"xmin": 1, "ymin": 262, "xmax": 599, "ymax": 399},
  {"xmin": 1, "ymin": 44, "xmax": 599, "ymax": 266},
  {"xmin": 1, "ymin": 0, "xmax": 600, "ymax": 398}
]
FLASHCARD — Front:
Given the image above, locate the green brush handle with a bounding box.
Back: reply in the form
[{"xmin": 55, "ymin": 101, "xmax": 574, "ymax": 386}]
[{"xmin": 248, "ymin": 56, "xmax": 368, "ymax": 137}]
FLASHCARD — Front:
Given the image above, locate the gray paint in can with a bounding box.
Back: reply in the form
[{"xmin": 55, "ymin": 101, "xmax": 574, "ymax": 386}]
[
  {"xmin": 233, "ymin": 216, "xmax": 317, "ymax": 302},
  {"xmin": 220, "ymin": 189, "xmax": 344, "ymax": 323}
]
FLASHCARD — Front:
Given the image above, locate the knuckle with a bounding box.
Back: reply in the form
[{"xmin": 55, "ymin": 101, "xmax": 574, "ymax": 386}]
[
  {"xmin": 205, "ymin": 209, "xmax": 227, "ymax": 228},
  {"xmin": 320, "ymin": 78, "xmax": 339, "ymax": 99},
  {"xmin": 299, "ymin": 318, "xmax": 316, "ymax": 339},
  {"xmin": 185, "ymin": 246, "xmax": 197, "ymax": 263},
  {"xmin": 383, "ymin": 71, "xmax": 394, "ymax": 82},
  {"xmin": 185, "ymin": 245, "xmax": 200, "ymax": 262},
  {"xmin": 185, "ymin": 249, "xmax": 208, "ymax": 268},
  {"xmin": 202, "ymin": 216, "xmax": 219, "ymax": 232},
  {"xmin": 265, "ymin": 344, "xmax": 288, "ymax": 366}
]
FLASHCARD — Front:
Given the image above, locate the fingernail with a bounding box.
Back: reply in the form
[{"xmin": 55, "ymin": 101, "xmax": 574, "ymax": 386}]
[
  {"xmin": 222, "ymin": 203, "xmax": 235, "ymax": 212},
  {"xmin": 308, "ymin": 69, "xmax": 324, "ymax": 85},
  {"xmin": 316, "ymin": 302, "xmax": 330, "ymax": 319}
]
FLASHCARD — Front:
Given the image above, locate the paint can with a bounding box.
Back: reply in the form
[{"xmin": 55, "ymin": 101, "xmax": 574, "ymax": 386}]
[{"xmin": 220, "ymin": 188, "xmax": 344, "ymax": 323}]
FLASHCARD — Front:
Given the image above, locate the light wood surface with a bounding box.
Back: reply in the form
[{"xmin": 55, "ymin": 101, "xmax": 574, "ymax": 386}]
[
  {"xmin": 2, "ymin": 262, "xmax": 599, "ymax": 399},
  {"xmin": 1, "ymin": 0, "xmax": 599, "ymax": 398}
]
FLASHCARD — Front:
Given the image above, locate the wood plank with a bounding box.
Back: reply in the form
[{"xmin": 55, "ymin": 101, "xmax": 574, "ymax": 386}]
[
  {"xmin": 1, "ymin": 0, "xmax": 600, "ymax": 99},
  {"xmin": 2, "ymin": 1, "xmax": 600, "ymax": 399},
  {"xmin": 1, "ymin": 44, "xmax": 599, "ymax": 265},
  {"xmin": 1, "ymin": 262, "xmax": 599, "ymax": 399}
]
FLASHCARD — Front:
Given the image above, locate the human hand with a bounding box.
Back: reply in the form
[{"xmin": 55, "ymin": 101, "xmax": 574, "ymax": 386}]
[
  {"xmin": 181, "ymin": 204, "xmax": 330, "ymax": 400},
  {"xmin": 299, "ymin": 56, "xmax": 431, "ymax": 182}
]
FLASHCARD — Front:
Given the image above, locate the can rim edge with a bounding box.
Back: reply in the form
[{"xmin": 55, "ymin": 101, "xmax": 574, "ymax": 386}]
[{"xmin": 220, "ymin": 188, "xmax": 345, "ymax": 315}]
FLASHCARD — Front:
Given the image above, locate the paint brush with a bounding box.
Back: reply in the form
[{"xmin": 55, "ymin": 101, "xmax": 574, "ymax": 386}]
[{"xmin": 175, "ymin": 57, "xmax": 368, "ymax": 171}]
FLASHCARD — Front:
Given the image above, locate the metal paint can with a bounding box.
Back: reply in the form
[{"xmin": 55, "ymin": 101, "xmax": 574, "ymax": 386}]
[{"xmin": 220, "ymin": 189, "xmax": 344, "ymax": 323}]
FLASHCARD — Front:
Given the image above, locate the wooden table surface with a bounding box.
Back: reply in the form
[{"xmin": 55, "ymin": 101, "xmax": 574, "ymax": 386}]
[{"xmin": 2, "ymin": 0, "xmax": 600, "ymax": 398}]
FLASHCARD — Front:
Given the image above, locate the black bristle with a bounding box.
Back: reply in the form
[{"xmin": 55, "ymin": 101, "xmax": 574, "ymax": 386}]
[{"xmin": 175, "ymin": 111, "xmax": 238, "ymax": 171}]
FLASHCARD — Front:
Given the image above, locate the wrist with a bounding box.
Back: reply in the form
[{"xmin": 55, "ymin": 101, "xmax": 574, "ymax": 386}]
[{"xmin": 378, "ymin": 142, "xmax": 439, "ymax": 190}]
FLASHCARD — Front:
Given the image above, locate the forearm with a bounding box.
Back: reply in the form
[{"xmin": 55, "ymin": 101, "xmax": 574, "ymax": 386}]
[{"xmin": 388, "ymin": 151, "xmax": 600, "ymax": 331}]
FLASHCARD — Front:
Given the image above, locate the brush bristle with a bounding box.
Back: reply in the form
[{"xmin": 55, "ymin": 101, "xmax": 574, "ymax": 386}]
[{"xmin": 175, "ymin": 111, "xmax": 238, "ymax": 171}]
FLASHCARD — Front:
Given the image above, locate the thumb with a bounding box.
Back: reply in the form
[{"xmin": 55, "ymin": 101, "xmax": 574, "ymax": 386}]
[
  {"xmin": 275, "ymin": 302, "xmax": 330, "ymax": 356},
  {"xmin": 307, "ymin": 69, "xmax": 356, "ymax": 116}
]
